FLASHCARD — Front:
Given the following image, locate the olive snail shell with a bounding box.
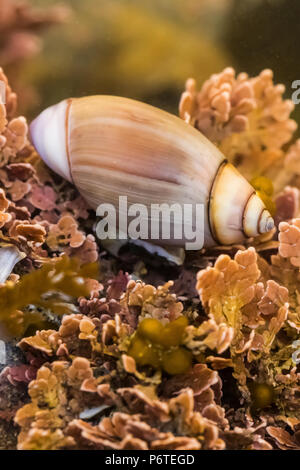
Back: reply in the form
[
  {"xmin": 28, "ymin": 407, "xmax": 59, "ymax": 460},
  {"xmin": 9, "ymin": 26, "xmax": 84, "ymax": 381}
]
[{"xmin": 30, "ymin": 95, "xmax": 274, "ymax": 247}]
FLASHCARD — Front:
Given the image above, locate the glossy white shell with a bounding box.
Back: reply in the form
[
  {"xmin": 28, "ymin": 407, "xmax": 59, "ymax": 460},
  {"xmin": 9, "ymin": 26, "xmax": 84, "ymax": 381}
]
[{"xmin": 30, "ymin": 95, "xmax": 274, "ymax": 247}]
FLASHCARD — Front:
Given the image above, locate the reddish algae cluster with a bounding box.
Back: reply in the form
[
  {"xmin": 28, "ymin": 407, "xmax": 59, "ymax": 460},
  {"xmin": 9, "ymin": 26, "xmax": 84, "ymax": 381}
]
[{"xmin": 1, "ymin": 52, "xmax": 300, "ymax": 450}]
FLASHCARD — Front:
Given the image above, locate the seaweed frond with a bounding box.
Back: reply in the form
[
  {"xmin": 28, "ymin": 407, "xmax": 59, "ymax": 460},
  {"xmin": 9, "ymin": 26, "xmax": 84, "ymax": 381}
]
[{"xmin": 0, "ymin": 256, "xmax": 99, "ymax": 337}]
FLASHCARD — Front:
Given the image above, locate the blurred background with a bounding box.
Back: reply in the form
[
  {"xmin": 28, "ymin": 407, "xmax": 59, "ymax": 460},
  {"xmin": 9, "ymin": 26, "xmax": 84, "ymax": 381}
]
[{"xmin": 2, "ymin": 0, "xmax": 300, "ymax": 128}]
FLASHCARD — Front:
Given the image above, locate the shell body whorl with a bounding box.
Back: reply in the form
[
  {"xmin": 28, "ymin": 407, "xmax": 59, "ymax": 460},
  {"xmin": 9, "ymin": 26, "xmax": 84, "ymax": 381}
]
[{"xmin": 30, "ymin": 95, "xmax": 274, "ymax": 247}]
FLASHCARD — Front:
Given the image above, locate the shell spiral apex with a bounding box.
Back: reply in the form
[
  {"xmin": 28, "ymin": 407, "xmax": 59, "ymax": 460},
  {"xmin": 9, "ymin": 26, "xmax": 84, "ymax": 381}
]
[{"xmin": 30, "ymin": 95, "xmax": 274, "ymax": 248}]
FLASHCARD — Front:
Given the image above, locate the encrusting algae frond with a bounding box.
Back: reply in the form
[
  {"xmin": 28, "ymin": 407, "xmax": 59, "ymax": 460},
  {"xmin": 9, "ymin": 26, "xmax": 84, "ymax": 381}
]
[
  {"xmin": 179, "ymin": 68, "xmax": 296, "ymax": 183},
  {"xmin": 1, "ymin": 65, "xmax": 300, "ymax": 450},
  {"xmin": 0, "ymin": 255, "xmax": 98, "ymax": 337}
]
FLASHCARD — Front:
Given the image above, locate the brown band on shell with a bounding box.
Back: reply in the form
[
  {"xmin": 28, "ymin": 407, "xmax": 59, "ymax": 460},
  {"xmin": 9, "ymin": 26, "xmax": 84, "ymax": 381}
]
[
  {"xmin": 86, "ymin": 160, "xmax": 182, "ymax": 185},
  {"xmin": 241, "ymin": 190, "xmax": 256, "ymax": 238},
  {"xmin": 65, "ymin": 98, "xmax": 73, "ymax": 183},
  {"xmin": 207, "ymin": 159, "xmax": 228, "ymax": 244}
]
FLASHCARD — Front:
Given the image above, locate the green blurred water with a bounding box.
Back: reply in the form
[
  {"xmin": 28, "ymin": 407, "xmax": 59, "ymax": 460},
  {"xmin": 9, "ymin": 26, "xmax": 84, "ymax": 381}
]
[{"xmin": 12, "ymin": 0, "xmax": 300, "ymax": 132}]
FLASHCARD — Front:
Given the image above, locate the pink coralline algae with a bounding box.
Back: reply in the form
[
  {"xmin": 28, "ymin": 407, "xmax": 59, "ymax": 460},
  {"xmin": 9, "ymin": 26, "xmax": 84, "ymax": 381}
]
[
  {"xmin": 1, "ymin": 65, "xmax": 300, "ymax": 450},
  {"xmin": 179, "ymin": 68, "xmax": 300, "ymax": 206},
  {"xmin": 0, "ymin": 0, "xmax": 70, "ymax": 66}
]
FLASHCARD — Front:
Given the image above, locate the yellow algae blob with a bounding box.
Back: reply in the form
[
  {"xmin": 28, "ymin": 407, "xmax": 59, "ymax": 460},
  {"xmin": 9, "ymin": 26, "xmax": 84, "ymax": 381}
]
[
  {"xmin": 250, "ymin": 383, "xmax": 274, "ymax": 409},
  {"xmin": 251, "ymin": 176, "xmax": 276, "ymax": 216},
  {"xmin": 127, "ymin": 335, "xmax": 160, "ymax": 367},
  {"xmin": 127, "ymin": 316, "xmax": 191, "ymax": 375},
  {"xmin": 162, "ymin": 347, "xmax": 192, "ymax": 375},
  {"xmin": 138, "ymin": 318, "xmax": 163, "ymax": 344},
  {"xmin": 159, "ymin": 316, "xmax": 188, "ymax": 348}
]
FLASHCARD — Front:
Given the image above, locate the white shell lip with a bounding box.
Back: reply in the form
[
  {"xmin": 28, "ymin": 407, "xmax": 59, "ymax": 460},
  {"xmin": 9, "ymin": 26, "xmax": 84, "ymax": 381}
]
[
  {"xmin": 243, "ymin": 192, "xmax": 264, "ymax": 237},
  {"xmin": 30, "ymin": 99, "xmax": 72, "ymax": 183}
]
